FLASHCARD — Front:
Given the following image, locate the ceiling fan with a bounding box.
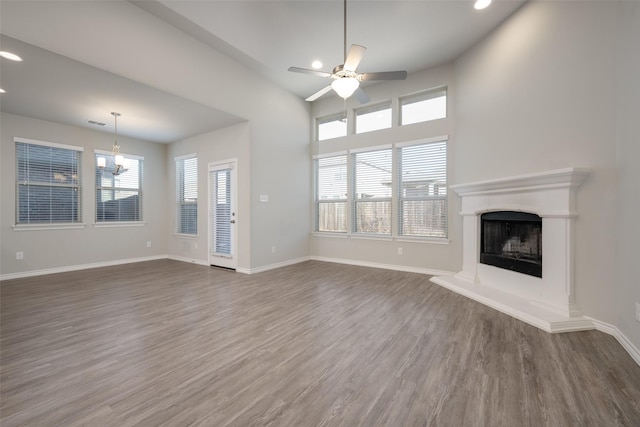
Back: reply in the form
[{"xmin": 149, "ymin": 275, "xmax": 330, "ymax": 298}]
[{"xmin": 288, "ymin": 0, "xmax": 407, "ymax": 103}]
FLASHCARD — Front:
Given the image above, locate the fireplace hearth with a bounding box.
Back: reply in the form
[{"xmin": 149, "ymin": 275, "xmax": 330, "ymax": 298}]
[
  {"xmin": 480, "ymin": 211, "xmax": 542, "ymax": 278},
  {"xmin": 430, "ymin": 168, "xmax": 592, "ymax": 333}
]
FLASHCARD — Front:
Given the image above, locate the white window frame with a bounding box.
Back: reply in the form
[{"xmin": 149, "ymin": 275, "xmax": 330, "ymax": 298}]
[
  {"xmin": 351, "ymin": 145, "xmax": 393, "ymax": 237},
  {"xmin": 314, "ymin": 151, "xmax": 349, "ymax": 234},
  {"xmin": 14, "ymin": 137, "xmax": 84, "ymax": 229},
  {"xmin": 317, "ymin": 112, "xmax": 348, "ymax": 141},
  {"xmin": 176, "ymin": 154, "xmax": 198, "ymax": 236},
  {"xmin": 94, "ymin": 150, "xmax": 144, "ymax": 225},
  {"xmin": 397, "ymin": 137, "xmax": 448, "ymax": 239},
  {"xmin": 355, "ymin": 101, "xmax": 392, "ymax": 134},
  {"xmin": 399, "ymin": 87, "xmax": 447, "ymax": 126}
]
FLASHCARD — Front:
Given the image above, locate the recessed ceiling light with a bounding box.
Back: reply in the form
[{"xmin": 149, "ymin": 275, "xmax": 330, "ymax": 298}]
[
  {"xmin": 311, "ymin": 60, "xmax": 323, "ymax": 69},
  {"xmin": 474, "ymin": 0, "xmax": 492, "ymax": 10},
  {"xmin": 0, "ymin": 51, "xmax": 23, "ymax": 62},
  {"xmin": 0, "ymin": 88, "xmax": 6, "ymax": 94}
]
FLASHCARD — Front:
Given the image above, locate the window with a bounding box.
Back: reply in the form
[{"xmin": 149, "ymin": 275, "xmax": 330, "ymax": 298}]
[
  {"xmin": 15, "ymin": 138, "xmax": 83, "ymax": 224},
  {"xmin": 176, "ymin": 155, "xmax": 198, "ymax": 235},
  {"xmin": 95, "ymin": 152, "xmax": 142, "ymax": 222},
  {"xmin": 352, "ymin": 147, "xmax": 392, "ymax": 235},
  {"xmin": 314, "ymin": 154, "xmax": 347, "ymax": 232},
  {"xmin": 400, "ymin": 87, "xmax": 447, "ymax": 125},
  {"xmin": 355, "ymin": 102, "xmax": 392, "ymax": 134},
  {"xmin": 398, "ymin": 139, "xmax": 447, "ymax": 238},
  {"xmin": 317, "ymin": 113, "xmax": 347, "ymax": 141}
]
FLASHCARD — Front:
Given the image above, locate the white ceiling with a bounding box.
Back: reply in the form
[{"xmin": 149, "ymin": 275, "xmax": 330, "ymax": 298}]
[{"xmin": 0, "ymin": 0, "xmax": 525, "ymax": 143}]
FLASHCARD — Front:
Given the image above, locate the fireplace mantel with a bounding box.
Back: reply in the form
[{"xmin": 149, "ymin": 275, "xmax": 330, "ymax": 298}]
[{"xmin": 432, "ymin": 168, "xmax": 593, "ymax": 333}]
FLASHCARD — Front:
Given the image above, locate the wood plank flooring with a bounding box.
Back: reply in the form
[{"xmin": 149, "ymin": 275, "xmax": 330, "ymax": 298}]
[{"xmin": 1, "ymin": 259, "xmax": 639, "ymax": 426}]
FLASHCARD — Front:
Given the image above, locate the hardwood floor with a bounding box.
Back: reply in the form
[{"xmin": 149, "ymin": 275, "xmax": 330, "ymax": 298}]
[{"xmin": 1, "ymin": 259, "xmax": 639, "ymax": 426}]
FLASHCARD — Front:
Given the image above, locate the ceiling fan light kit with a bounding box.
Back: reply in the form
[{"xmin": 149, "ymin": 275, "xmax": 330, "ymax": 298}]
[
  {"xmin": 332, "ymin": 76, "xmax": 360, "ymax": 99},
  {"xmin": 288, "ymin": 0, "xmax": 407, "ymax": 103}
]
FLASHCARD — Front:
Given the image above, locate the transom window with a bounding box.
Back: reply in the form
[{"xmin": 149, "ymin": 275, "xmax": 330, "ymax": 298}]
[
  {"xmin": 317, "ymin": 113, "xmax": 347, "ymax": 141},
  {"xmin": 15, "ymin": 138, "xmax": 83, "ymax": 224},
  {"xmin": 400, "ymin": 87, "xmax": 447, "ymax": 125},
  {"xmin": 355, "ymin": 102, "xmax": 392, "ymax": 134}
]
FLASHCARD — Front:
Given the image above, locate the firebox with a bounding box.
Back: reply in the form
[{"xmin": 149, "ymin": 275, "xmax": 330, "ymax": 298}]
[{"xmin": 480, "ymin": 211, "xmax": 542, "ymax": 278}]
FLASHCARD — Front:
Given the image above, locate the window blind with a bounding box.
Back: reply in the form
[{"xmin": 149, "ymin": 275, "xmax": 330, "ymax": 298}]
[
  {"xmin": 16, "ymin": 140, "xmax": 82, "ymax": 224},
  {"xmin": 397, "ymin": 140, "xmax": 447, "ymax": 237},
  {"xmin": 176, "ymin": 156, "xmax": 198, "ymax": 235},
  {"xmin": 211, "ymin": 168, "xmax": 232, "ymax": 256},
  {"xmin": 315, "ymin": 154, "xmax": 348, "ymax": 232},
  {"xmin": 95, "ymin": 153, "xmax": 142, "ymax": 222},
  {"xmin": 353, "ymin": 148, "xmax": 392, "ymax": 235}
]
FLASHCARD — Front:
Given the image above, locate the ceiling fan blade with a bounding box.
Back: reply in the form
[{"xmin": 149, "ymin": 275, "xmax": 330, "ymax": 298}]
[
  {"xmin": 354, "ymin": 87, "xmax": 370, "ymax": 104},
  {"xmin": 305, "ymin": 85, "xmax": 333, "ymax": 102},
  {"xmin": 360, "ymin": 70, "xmax": 408, "ymax": 81},
  {"xmin": 288, "ymin": 67, "xmax": 332, "ymax": 78},
  {"xmin": 343, "ymin": 44, "xmax": 366, "ymax": 72}
]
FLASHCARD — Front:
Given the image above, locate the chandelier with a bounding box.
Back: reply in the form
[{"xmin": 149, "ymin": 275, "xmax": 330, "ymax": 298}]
[{"xmin": 97, "ymin": 112, "xmax": 128, "ymax": 176}]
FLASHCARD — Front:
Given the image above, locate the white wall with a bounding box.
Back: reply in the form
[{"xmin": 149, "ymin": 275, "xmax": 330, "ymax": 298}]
[
  {"xmin": 454, "ymin": 0, "xmax": 636, "ymax": 344},
  {"xmin": 166, "ymin": 122, "xmax": 250, "ymax": 268},
  {"xmin": 310, "ymin": 64, "xmax": 461, "ymax": 274},
  {"xmin": 0, "ymin": 112, "xmax": 167, "ymax": 276},
  {"xmin": 1, "ymin": 0, "xmax": 311, "ymax": 273},
  {"xmin": 615, "ymin": 2, "xmax": 640, "ymax": 350}
]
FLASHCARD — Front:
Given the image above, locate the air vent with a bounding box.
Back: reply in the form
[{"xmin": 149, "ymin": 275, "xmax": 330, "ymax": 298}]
[{"xmin": 88, "ymin": 120, "xmax": 106, "ymax": 126}]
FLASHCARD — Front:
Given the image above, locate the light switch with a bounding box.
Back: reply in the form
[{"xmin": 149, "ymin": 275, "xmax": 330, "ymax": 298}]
[{"xmin": 260, "ymin": 194, "xmax": 269, "ymax": 203}]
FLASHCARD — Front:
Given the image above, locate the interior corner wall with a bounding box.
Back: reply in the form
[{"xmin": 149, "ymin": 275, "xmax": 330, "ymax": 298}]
[
  {"xmin": 0, "ymin": 112, "xmax": 167, "ymax": 277},
  {"xmin": 615, "ymin": 2, "xmax": 640, "ymax": 351},
  {"xmin": 1, "ymin": 0, "xmax": 312, "ymax": 273},
  {"xmin": 453, "ymin": 2, "xmax": 619, "ymax": 324},
  {"xmin": 309, "ymin": 64, "xmax": 462, "ymax": 274},
  {"xmin": 166, "ymin": 122, "xmax": 251, "ymax": 268}
]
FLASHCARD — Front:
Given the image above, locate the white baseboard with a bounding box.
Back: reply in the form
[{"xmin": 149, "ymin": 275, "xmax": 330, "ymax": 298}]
[
  {"xmin": 3, "ymin": 255, "xmax": 637, "ymax": 367},
  {"xmin": 589, "ymin": 318, "xmax": 640, "ymax": 366},
  {"xmin": 310, "ymin": 256, "xmax": 455, "ymax": 277},
  {"xmin": 0, "ymin": 255, "xmax": 168, "ymax": 281},
  {"xmin": 237, "ymin": 256, "xmax": 311, "ymax": 274}
]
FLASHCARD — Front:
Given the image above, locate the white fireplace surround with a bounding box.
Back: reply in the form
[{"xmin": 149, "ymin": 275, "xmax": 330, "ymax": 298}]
[{"xmin": 431, "ymin": 168, "xmax": 593, "ymax": 333}]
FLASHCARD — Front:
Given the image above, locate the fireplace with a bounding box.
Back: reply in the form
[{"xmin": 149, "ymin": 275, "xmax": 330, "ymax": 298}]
[
  {"xmin": 430, "ymin": 168, "xmax": 592, "ymax": 333},
  {"xmin": 480, "ymin": 211, "xmax": 542, "ymax": 278}
]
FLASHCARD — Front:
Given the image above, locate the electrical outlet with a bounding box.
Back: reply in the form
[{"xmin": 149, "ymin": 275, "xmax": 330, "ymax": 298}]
[
  {"xmin": 397, "ymin": 247, "xmax": 403, "ymax": 255},
  {"xmin": 272, "ymin": 246, "xmax": 276, "ymax": 253},
  {"xmin": 147, "ymin": 241, "xmax": 151, "ymax": 248},
  {"xmin": 16, "ymin": 252, "xmax": 24, "ymax": 260},
  {"xmin": 635, "ymin": 302, "xmax": 640, "ymax": 323}
]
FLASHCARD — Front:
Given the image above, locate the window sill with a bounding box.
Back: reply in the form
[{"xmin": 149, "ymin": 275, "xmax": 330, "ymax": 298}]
[
  {"xmin": 175, "ymin": 233, "xmax": 198, "ymax": 239},
  {"xmin": 12, "ymin": 223, "xmax": 87, "ymax": 231},
  {"xmin": 312, "ymin": 232, "xmax": 348, "ymax": 239},
  {"xmin": 94, "ymin": 221, "xmax": 146, "ymax": 228},
  {"xmin": 396, "ymin": 236, "xmax": 450, "ymax": 245},
  {"xmin": 312, "ymin": 232, "xmax": 450, "ymax": 245},
  {"xmin": 351, "ymin": 234, "xmax": 393, "ymax": 242}
]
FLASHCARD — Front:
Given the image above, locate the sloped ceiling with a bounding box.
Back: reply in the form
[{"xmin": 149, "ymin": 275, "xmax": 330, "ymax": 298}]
[{"xmin": 0, "ymin": 0, "xmax": 525, "ymax": 143}]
